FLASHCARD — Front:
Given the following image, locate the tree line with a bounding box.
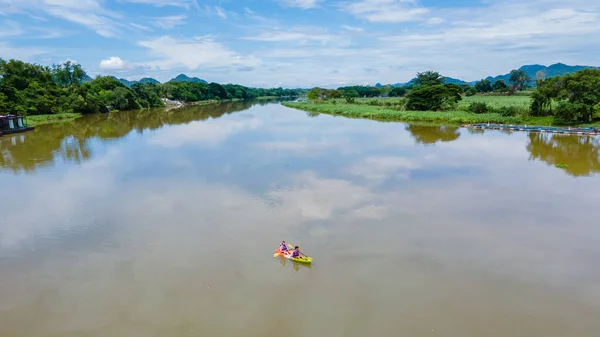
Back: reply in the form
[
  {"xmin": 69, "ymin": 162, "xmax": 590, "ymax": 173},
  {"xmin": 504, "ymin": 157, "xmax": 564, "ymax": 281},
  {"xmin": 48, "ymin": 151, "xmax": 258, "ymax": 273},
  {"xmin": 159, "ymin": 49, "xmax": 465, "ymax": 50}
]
[
  {"xmin": 307, "ymin": 71, "xmax": 466, "ymax": 110},
  {"xmin": 0, "ymin": 58, "xmax": 302, "ymax": 116},
  {"xmin": 307, "ymin": 69, "xmax": 533, "ymax": 102},
  {"xmin": 305, "ymin": 68, "xmax": 600, "ymax": 124}
]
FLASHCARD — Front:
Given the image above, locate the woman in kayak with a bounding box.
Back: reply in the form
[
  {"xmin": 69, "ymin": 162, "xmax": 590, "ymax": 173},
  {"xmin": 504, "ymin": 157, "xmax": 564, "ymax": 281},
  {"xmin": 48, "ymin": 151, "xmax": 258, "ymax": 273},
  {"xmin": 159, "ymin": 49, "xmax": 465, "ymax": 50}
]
[{"xmin": 279, "ymin": 241, "xmax": 288, "ymax": 252}]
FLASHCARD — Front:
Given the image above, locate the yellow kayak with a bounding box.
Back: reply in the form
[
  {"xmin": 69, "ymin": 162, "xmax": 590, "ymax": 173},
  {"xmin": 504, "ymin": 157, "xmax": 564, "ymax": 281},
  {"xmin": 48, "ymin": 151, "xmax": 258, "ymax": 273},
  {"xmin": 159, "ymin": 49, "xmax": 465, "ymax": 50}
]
[
  {"xmin": 274, "ymin": 244, "xmax": 313, "ymax": 264},
  {"xmin": 285, "ymin": 252, "xmax": 313, "ymax": 264}
]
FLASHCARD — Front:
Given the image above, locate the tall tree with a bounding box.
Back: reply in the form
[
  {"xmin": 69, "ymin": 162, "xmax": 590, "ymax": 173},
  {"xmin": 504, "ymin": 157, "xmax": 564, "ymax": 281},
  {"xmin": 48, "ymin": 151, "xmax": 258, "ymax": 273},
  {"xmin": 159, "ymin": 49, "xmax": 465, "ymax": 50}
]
[
  {"xmin": 414, "ymin": 71, "xmax": 445, "ymax": 86},
  {"xmin": 530, "ymin": 68, "xmax": 600, "ymax": 122},
  {"xmin": 406, "ymin": 84, "xmax": 462, "ymax": 111},
  {"xmin": 52, "ymin": 61, "xmax": 86, "ymax": 92},
  {"xmin": 307, "ymin": 88, "xmax": 321, "ymax": 102},
  {"xmin": 509, "ymin": 69, "xmax": 532, "ymax": 91},
  {"xmin": 474, "ymin": 79, "xmax": 493, "ymax": 93},
  {"xmin": 492, "ymin": 80, "xmax": 508, "ymax": 91}
]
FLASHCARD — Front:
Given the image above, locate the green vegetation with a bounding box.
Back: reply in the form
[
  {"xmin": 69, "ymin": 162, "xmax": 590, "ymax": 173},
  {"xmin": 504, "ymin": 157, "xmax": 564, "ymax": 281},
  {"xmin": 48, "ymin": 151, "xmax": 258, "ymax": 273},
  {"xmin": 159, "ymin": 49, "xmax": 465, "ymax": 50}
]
[
  {"xmin": 530, "ymin": 68, "xmax": 600, "ymax": 123},
  {"xmin": 0, "ymin": 58, "xmax": 303, "ymax": 120},
  {"xmin": 287, "ymin": 68, "xmax": 600, "ymax": 127},
  {"xmin": 25, "ymin": 113, "xmax": 82, "ymax": 126},
  {"xmin": 283, "ymin": 101, "xmax": 522, "ymax": 124},
  {"xmin": 459, "ymin": 95, "xmax": 531, "ymax": 108}
]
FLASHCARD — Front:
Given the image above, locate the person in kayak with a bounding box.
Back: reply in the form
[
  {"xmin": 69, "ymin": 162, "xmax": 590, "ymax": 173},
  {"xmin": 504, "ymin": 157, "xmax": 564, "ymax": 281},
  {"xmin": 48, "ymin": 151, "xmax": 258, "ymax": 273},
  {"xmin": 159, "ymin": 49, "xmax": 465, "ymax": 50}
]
[
  {"xmin": 292, "ymin": 246, "xmax": 302, "ymax": 258},
  {"xmin": 279, "ymin": 241, "xmax": 288, "ymax": 252}
]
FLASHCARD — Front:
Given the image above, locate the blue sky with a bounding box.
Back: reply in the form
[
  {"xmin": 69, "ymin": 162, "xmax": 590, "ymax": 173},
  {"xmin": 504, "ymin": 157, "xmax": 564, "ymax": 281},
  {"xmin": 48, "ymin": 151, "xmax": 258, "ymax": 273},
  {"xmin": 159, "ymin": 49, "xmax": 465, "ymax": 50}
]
[{"xmin": 0, "ymin": 0, "xmax": 599, "ymax": 88}]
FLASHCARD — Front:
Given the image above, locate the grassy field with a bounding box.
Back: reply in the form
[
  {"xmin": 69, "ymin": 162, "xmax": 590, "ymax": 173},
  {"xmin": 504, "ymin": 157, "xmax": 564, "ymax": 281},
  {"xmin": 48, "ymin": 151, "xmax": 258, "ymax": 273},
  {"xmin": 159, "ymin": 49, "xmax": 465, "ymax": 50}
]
[
  {"xmin": 283, "ymin": 95, "xmax": 600, "ymax": 126},
  {"xmin": 25, "ymin": 113, "xmax": 82, "ymax": 126},
  {"xmin": 283, "ymin": 101, "xmax": 523, "ymax": 124},
  {"xmin": 347, "ymin": 95, "xmax": 531, "ymax": 109},
  {"xmin": 459, "ymin": 95, "xmax": 531, "ymax": 108}
]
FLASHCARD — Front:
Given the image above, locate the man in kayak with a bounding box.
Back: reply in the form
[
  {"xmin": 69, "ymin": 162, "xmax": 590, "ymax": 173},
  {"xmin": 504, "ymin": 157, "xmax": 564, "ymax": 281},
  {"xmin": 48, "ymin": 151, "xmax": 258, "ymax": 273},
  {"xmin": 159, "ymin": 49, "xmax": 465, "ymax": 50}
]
[{"xmin": 291, "ymin": 246, "xmax": 301, "ymax": 258}]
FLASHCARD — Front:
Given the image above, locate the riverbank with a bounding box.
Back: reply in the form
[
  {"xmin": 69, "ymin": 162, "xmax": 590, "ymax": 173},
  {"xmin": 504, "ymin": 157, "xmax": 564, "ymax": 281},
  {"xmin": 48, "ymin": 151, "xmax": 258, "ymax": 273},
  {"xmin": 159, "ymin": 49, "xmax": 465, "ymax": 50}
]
[
  {"xmin": 282, "ymin": 100, "xmax": 600, "ymax": 127},
  {"xmin": 25, "ymin": 113, "xmax": 82, "ymax": 126},
  {"xmin": 283, "ymin": 101, "xmax": 523, "ymax": 124},
  {"xmin": 24, "ymin": 96, "xmax": 297, "ymax": 127}
]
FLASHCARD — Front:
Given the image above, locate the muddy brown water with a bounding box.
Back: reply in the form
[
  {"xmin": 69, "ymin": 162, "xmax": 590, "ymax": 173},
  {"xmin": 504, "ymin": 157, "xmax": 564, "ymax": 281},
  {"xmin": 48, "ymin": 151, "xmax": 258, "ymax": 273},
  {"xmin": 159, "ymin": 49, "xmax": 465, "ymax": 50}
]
[{"xmin": 1, "ymin": 100, "xmax": 600, "ymax": 337}]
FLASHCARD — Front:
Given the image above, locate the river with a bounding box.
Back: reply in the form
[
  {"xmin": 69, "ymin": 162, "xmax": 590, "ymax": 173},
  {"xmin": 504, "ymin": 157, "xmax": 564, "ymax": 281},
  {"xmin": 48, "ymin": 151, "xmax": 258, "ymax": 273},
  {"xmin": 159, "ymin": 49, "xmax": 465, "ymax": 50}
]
[{"xmin": 1, "ymin": 100, "xmax": 600, "ymax": 336}]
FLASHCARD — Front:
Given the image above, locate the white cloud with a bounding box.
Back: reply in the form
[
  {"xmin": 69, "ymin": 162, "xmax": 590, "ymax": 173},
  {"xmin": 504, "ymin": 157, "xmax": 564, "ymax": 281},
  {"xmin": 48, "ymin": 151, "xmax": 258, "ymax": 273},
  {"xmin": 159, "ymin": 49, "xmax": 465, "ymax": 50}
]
[
  {"xmin": 244, "ymin": 30, "xmax": 337, "ymax": 44},
  {"xmin": 214, "ymin": 6, "xmax": 227, "ymax": 19},
  {"xmin": 118, "ymin": 0, "xmax": 199, "ymax": 9},
  {"xmin": 152, "ymin": 15, "xmax": 187, "ymax": 29},
  {"xmin": 99, "ymin": 56, "xmax": 126, "ymax": 70},
  {"xmin": 130, "ymin": 22, "xmax": 153, "ymax": 31},
  {"xmin": 278, "ymin": 0, "xmax": 321, "ymax": 9},
  {"xmin": 425, "ymin": 17, "xmax": 444, "ymax": 25},
  {"xmin": 0, "ymin": 42, "xmax": 47, "ymax": 61},
  {"xmin": 0, "ymin": 0, "xmax": 123, "ymax": 37},
  {"xmin": 341, "ymin": 24, "xmax": 365, "ymax": 32},
  {"xmin": 0, "ymin": 20, "xmax": 25, "ymax": 37},
  {"xmin": 342, "ymin": 0, "xmax": 430, "ymax": 22},
  {"xmin": 137, "ymin": 35, "xmax": 262, "ymax": 70}
]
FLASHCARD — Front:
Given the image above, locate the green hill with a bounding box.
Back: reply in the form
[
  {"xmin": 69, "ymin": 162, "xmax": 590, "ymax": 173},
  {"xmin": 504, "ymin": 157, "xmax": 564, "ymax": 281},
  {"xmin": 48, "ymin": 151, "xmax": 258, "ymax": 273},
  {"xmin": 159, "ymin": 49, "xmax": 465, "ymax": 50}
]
[
  {"xmin": 168, "ymin": 74, "xmax": 208, "ymax": 84},
  {"xmin": 479, "ymin": 63, "xmax": 599, "ymax": 85},
  {"xmin": 385, "ymin": 63, "xmax": 598, "ymax": 87}
]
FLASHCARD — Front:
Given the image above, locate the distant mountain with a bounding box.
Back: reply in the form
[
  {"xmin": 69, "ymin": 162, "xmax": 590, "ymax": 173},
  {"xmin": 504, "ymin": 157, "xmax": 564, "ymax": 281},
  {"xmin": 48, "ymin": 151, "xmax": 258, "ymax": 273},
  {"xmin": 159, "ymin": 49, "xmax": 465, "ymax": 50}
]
[
  {"xmin": 107, "ymin": 76, "xmax": 161, "ymax": 87},
  {"xmin": 80, "ymin": 73, "xmax": 205, "ymax": 87},
  {"xmin": 114, "ymin": 77, "xmax": 134, "ymax": 87},
  {"xmin": 138, "ymin": 77, "xmax": 160, "ymax": 85},
  {"xmin": 385, "ymin": 63, "xmax": 598, "ymax": 88},
  {"xmin": 478, "ymin": 63, "xmax": 599, "ymax": 85},
  {"xmin": 168, "ymin": 74, "xmax": 208, "ymax": 84}
]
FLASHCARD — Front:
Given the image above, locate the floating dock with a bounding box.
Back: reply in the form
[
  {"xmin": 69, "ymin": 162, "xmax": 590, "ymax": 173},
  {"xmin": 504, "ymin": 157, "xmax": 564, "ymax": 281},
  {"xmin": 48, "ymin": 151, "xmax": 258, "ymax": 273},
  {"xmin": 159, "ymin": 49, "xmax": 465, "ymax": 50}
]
[{"xmin": 464, "ymin": 123, "xmax": 600, "ymax": 136}]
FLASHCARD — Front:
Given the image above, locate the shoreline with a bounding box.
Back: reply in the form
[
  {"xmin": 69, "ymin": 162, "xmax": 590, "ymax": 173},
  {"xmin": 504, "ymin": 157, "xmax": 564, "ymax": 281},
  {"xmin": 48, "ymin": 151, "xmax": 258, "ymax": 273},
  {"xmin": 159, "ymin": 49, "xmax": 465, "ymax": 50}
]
[
  {"xmin": 282, "ymin": 101, "xmax": 600, "ymax": 128},
  {"xmin": 24, "ymin": 96, "xmax": 298, "ymax": 127},
  {"xmin": 25, "ymin": 113, "xmax": 83, "ymax": 126}
]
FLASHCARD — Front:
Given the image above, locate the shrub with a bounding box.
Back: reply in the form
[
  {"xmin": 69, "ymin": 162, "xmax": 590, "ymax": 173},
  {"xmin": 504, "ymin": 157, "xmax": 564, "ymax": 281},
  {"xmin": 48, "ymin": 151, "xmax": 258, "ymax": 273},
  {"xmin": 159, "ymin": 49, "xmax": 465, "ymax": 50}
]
[
  {"xmin": 554, "ymin": 101, "xmax": 584, "ymax": 123},
  {"xmin": 467, "ymin": 102, "xmax": 489, "ymax": 114},
  {"xmin": 495, "ymin": 106, "xmax": 519, "ymax": 117},
  {"xmin": 441, "ymin": 100, "xmax": 458, "ymax": 111},
  {"xmin": 466, "ymin": 88, "xmax": 477, "ymax": 96}
]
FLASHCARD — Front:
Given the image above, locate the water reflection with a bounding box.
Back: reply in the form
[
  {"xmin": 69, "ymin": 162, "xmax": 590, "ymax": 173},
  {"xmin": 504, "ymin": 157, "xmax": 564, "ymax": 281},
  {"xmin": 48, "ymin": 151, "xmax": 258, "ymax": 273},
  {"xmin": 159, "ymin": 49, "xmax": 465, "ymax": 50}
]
[
  {"xmin": 277, "ymin": 256, "xmax": 313, "ymax": 271},
  {"xmin": 527, "ymin": 133, "xmax": 600, "ymax": 177},
  {"xmin": 0, "ymin": 100, "xmax": 254, "ymax": 173},
  {"xmin": 405, "ymin": 124, "xmax": 461, "ymax": 145}
]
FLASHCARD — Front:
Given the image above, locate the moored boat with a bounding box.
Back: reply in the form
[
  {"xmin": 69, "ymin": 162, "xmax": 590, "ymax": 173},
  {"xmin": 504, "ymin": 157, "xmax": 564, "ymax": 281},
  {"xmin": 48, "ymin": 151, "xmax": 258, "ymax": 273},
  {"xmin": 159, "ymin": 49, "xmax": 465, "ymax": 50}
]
[{"xmin": 0, "ymin": 114, "xmax": 34, "ymax": 136}]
